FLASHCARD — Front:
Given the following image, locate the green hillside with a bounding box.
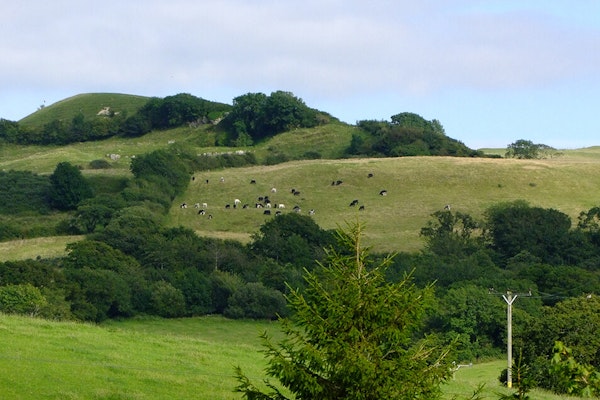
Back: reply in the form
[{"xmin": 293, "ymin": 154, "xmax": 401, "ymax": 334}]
[
  {"xmin": 3, "ymin": 92, "xmax": 600, "ymax": 257},
  {"xmin": 2, "ymin": 94, "xmax": 600, "ymax": 398},
  {"xmin": 1, "ymin": 127, "xmax": 600, "ymax": 257},
  {"xmin": 168, "ymin": 153, "xmax": 600, "ymax": 253},
  {"xmin": 0, "ymin": 313, "xmax": 580, "ymax": 400},
  {"xmin": 18, "ymin": 93, "xmax": 149, "ymax": 128}
]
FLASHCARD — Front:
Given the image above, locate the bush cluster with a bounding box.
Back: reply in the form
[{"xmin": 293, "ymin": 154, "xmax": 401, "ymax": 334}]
[{"xmin": 349, "ymin": 112, "xmax": 482, "ymax": 157}]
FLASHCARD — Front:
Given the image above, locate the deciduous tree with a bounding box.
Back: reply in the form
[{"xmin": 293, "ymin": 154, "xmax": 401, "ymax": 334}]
[
  {"xmin": 47, "ymin": 161, "xmax": 93, "ymax": 210},
  {"xmin": 505, "ymin": 139, "xmax": 555, "ymax": 159}
]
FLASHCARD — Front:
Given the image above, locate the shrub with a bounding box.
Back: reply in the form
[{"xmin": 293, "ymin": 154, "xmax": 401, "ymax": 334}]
[
  {"xmin": 148, "ymin": 281, "xmax": 186, "ymax": 318},
  {"xmin": 224, "ymin": 282, "xmax": 288, "ymax": 320},
  {"xmin": 88, "ymin": 159, "xmax": 112, "ymax": 169},
  {"xmin": 0, "ymin": 284, "xmax": 47, "ymax": 316}
]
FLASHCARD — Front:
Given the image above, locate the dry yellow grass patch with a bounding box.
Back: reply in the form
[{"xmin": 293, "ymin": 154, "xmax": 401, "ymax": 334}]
[{"xmin": 0, "ymin": 236, "xmax": 84, "ymax": 262}]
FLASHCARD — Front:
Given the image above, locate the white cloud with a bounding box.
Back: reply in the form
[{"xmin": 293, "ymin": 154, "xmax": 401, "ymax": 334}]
[{"xmin": 2, "ymin": 1, "xmax": 600, "ymax": 148}]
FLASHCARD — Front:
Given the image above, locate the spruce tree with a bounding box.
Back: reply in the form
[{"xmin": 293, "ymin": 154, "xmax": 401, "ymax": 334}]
[{"xmin": 235, "ymin": 223, "xmax": 452, "ymax": 399}]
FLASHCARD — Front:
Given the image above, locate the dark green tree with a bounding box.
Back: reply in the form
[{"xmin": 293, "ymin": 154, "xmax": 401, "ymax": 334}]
[
  {"xmin": 485, "ymin": 201, "xmax": 572, "ymax": 265},
  {"xmin": 173, "ymin": 268, "xmax": 214, "ymax": 315},
  {"xmin": 0, "ymin": 283, "xmax": 47, "ymax": 316},
  {"xmin": 70, "ymin": 112, "xmax": 90, "ymax": 142},
  {"xmin": 390, "ymin": 112, "xmax": 432, "ymax": 130},
  {"xmin": 120, "ymin": 113, "xmax": 152, "ymax": 137},
  {"xmin": 517, "ymin": 296, "xmax": 600, "ymax": 394},
  {"xmin": 220, "ymin": 91, "xmax": 319, "ymax": 144},
  {"xmin": 505, "ymin": 140, "xmax": 555, "ymax": 159},
  {"xmin": 420, "ymin": 209, "xmax": 484, "ymax": 259},
  {"xmin": 0, "ymin": 118, "xmax": 21, "ymax": 143},
  {"xmin": 353, "ymin": 114, "xmax": 478, "ymax": 158},
  {"xmin": 147, "ymin": 280, "xmax": 186, "ymax": 318},
  {"xmin": 250, "ymin": 213, "xmax": 334, "ymax": 268},
  {"xmin": 435, "ymin": 283, "xmax": 507, "ymax": 359},
  {"xmin": 210, "ymin": 270, "xmax": 244, "ymax": 314},
  {"xmin": 235, "ymin": 223, "xmax": 452, "ymax": 399},
  {"xmin": 91, "ymin": 206, "xmax": 163, "ymax": 258},
  {"xmin": 129, "ymin": 148, "xmax": 191, "ymax": 199},
  {"xmin": 47, "ymin": 161, "xmax": 93, "ymax": 210},
  {"xmin": 224, "ymin": 282, "xmax": 288, "ymax": 320},
  {"xmin": 262, "ymin": 90, "xmax": 318, "ymax": 136},
  {"xmin": 63, "ymin": 240, "xmax": 147, "ymax": 318},
  {"xmin": 66, "ymin": 267, "xmax": 133, "ymax": 322},
  {"xmin": 221, "ymin": 92, "xmax": 268, "ymax": 142},
  {"xmin": 0, "ymin": 170, "xmax": 50, "ymax": 214},
  {"xmin": 138, "ymin": 93, "xmax": 230, "ymax": 130},
  {"xmin": 70, "ymin": 193, "xmax": 127, "ymax": 233},
  {"xmin": 72, "ymin": 203, "xmax": 114, "ymax": 233},
  {"xmin": 575, "ymin": 206, "xmax": 600, "ymax": 255}
]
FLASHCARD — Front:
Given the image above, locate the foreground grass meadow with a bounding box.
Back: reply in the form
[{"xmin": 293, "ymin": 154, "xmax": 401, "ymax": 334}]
[{"xmin": 0, "ymin": 313, "xmax": 584, "ymax": 400}]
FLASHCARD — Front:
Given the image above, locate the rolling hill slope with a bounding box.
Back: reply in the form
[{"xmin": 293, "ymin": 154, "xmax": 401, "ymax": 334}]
[
  {"xmin": 167, "ymin": 153, "xmax": 600, "ymax": 253},
  {"xmin": 18, "ymin": 93, "xmax": 149, "ymax": 128},
  {"xmin": 3, "ymin": 92, "xmax": 600, "ymax": 257}
]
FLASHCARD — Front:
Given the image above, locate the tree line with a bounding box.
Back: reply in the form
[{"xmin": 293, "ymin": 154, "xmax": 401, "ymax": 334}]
[
  {"xmin": 0, "ymin": 91, "xmax": 323, "ymax": 146},
  {"xmin": 0, "ymin": 91, "xmax": 491, "ymax": 160}
]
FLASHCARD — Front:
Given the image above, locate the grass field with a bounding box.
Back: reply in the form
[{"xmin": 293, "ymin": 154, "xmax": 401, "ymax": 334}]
[
  {"xmin": 168, "ymin": 152, "xmax": 600, "ymax": 253},
  {"xmin": 0, "ymin": 235, "xmax": 84, "ymax": 262},
  {"xmin": 2, "ymin": 146, "xmax": 600, "ymax": 259},
  {"xmin": 0, "ymin": 313, "xmax": 585, "ymax": 400}
]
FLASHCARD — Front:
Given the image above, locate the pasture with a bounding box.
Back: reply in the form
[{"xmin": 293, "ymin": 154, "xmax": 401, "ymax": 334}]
[
  {"xmin": 168, "ymin": 152, "xmax": 600, "ymax": 253},
  {"xmin": 3, "ymin": 106, "xmax": 600, "ymax": 257},
  {"xmin": 0, "ymin": 313, "xmax": 583, "ymax": 400},
  {"xmin": 0, "ymin": 235, "xmax": 83, "ymax": 261},
  {"xmin": 2, "ymin": 147, "xmax": 600, "ymax": 259}
]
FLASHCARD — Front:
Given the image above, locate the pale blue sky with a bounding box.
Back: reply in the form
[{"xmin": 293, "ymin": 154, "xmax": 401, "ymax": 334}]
[{"xmin": 1, "ymin": 1, "xmax": 599, "ymax": 149}]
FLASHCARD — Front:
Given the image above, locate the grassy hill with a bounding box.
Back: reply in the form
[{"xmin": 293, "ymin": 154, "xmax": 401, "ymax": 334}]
[
  {"xmin": 2, "ymin": 93, "xmax": 600, "ymax": 258},
  {"xmin": 168, "ymin": 152, "xmax": 600, "ymax": 253},
  {"xmin": 18, "ymin": 93, "xmax": 149, "ymax": 128},
  {"xmin": 2, "ymin": 94, "xmax": 600, "ymax": 398},
  {"xmin": 2, "ymin": 134, "xmax": 600, "ymax": 257},
  {"xmin": 0, "ymin": 313, "xmax": 582, "ymax": 400}
]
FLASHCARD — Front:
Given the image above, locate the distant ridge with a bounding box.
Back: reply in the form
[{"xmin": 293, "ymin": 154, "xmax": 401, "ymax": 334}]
[{"xmin": 19, "ymin": 93, "xmax": 150, "ymax": 128}]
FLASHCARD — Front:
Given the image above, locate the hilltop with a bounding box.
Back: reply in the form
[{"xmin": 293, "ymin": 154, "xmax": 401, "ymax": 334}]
[{"xmin": 18, "ymin": 93, "xmax": 150, "ymax": 128}]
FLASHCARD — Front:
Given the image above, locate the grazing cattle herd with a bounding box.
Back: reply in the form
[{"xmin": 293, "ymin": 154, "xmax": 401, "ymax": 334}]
[{"xmin": 178, "ymin": 171, "xmax": 452, "ymax": 223}]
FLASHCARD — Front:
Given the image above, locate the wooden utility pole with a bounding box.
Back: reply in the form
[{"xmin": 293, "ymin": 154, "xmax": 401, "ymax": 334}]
[{"xmin": 502, "ymin": 291, "xmax": 517, "ymax": 389}]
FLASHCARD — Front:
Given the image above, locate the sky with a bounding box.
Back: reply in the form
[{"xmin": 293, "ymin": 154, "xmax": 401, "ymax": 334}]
[{"xmin": 1, "ymin": 1, "xmax": 599, "ymax": 149}]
